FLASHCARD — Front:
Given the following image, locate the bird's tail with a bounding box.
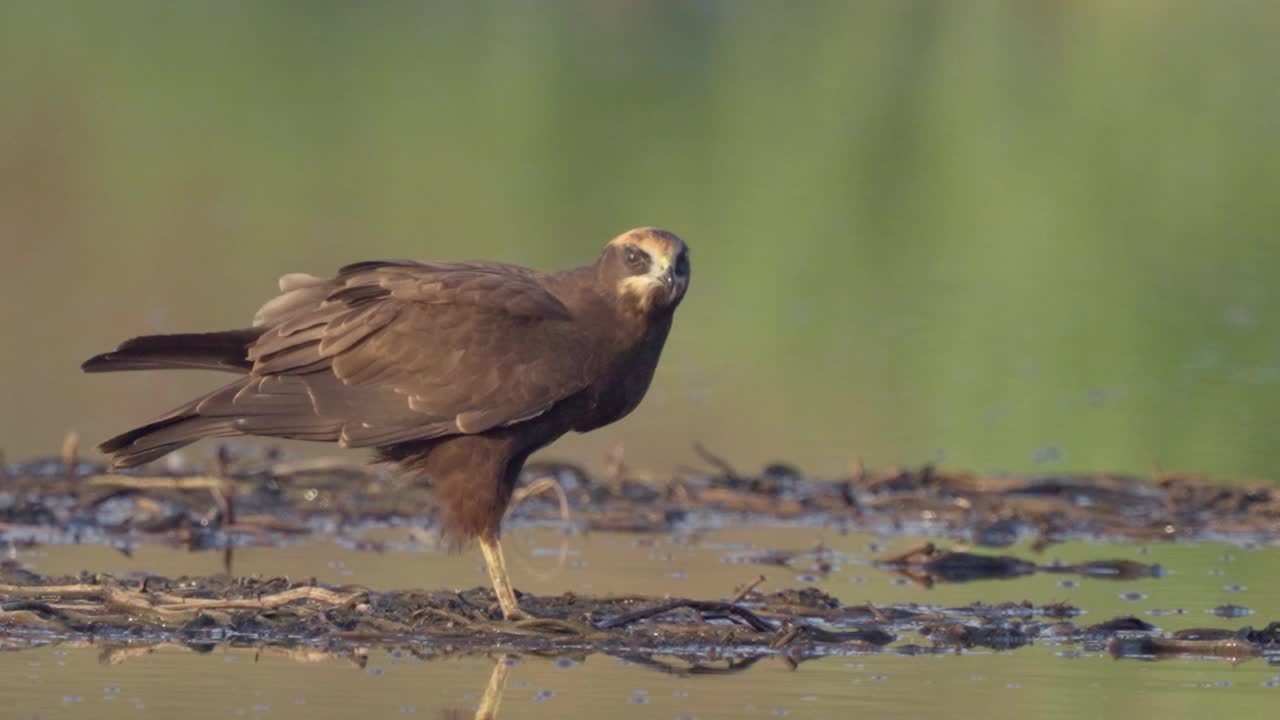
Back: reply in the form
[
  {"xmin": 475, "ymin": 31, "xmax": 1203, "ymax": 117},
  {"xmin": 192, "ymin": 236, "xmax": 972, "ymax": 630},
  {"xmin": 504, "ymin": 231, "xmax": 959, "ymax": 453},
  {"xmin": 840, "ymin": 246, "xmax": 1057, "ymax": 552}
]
[
  {"xmin": 83, "ymin": 328, "xmax": 264, "ymax": 468},
  {"xmin": 96, "ymin": 390, "xmax": 245, "ymax": 469},
  {"xmin": 81, "ymin": 329, "xmax": 261, "ymax": 374}
]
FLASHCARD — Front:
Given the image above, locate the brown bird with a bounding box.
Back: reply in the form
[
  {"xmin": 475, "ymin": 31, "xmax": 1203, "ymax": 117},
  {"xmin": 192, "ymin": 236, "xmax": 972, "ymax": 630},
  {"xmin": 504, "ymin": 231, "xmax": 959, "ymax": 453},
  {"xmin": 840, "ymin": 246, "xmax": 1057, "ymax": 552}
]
[{"xmin": 82, "ymin": 227, "xmax": 690, "ymax": 618}]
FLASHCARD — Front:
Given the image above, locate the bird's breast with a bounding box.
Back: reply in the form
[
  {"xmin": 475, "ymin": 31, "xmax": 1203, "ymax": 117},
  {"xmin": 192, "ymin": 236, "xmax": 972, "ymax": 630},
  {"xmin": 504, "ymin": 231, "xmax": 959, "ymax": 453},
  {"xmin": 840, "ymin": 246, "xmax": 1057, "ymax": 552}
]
[{"xmin": 573, "ymin": 319, "xmax": 673, "ymax": 432}]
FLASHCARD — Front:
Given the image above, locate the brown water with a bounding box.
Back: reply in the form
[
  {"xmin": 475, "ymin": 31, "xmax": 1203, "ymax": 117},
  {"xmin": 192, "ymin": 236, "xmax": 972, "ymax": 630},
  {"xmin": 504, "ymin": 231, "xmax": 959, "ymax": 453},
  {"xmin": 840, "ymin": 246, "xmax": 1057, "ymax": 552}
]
[{"xmin": 5, "ymin": 527, "xmax": 1279, "ymax": 719}]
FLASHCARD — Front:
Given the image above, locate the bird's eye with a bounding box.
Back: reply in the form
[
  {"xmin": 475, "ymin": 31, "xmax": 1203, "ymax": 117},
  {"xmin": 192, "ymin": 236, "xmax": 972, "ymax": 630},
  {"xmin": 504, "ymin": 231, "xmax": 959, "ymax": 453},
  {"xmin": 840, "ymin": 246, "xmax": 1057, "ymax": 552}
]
[
  {"xmin": 624, "ymin": 246, "xmax": 649, "ymax": 272},
  {"xmin": 674, "ymin": 253, "xmax": 689, "ymax": 277}
]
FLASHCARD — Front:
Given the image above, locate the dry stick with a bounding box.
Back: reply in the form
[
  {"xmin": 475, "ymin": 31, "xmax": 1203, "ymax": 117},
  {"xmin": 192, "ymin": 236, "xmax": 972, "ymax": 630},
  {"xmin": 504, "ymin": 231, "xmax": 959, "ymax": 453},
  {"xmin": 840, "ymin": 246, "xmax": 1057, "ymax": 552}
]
[
  {"xmin": 61, "ymin": 431, "xmax": 79, "ymax": 479},
  {"xmin": 727, "ymin": 575, "xmax": 766, "ymax": 605},
  {"xmin": 506, "ymin": 475, "xmax": 572, "ymax": 530},
  {"xmin": 769, "ymin": 624, "xmax": 802, "ymax": 649},
  {"xmin": 213, "ymin": 445, "xmax": 236, "ymax": 575},
  {"xmin": 151, "ymin": 586, "xmax": 364, "ymax": 611},
  {"xmin": 850, "ymin": 454, "xmax": 867, "ymax": 485},
  {"xmin": 270, "ymin": 456, "xmax": 377, "ymax": 478},
  {"xmin": 0, "ymin": 583, "xmax": 110, "ymax": 599},
  {"xmin": 0, "ymin": 582, "xmax": 362, "ymax": 613},
  {"xmin": 213, "ymin": 444, "xmax": 236, "ymax": 526},
  {"xmin": 85, "ymin": 476, "xmax": 228, "ymax": 491},
  {"xmin": 693, "ymin": 442, "xmax": 742, "ymax": 482},
  {"xmin": 604, "ymin": 443, "xmax": 626, "ymax": 485},
  {"xmin": 595, "ymin": 599, "xmax": 776, "ymax": 633}
]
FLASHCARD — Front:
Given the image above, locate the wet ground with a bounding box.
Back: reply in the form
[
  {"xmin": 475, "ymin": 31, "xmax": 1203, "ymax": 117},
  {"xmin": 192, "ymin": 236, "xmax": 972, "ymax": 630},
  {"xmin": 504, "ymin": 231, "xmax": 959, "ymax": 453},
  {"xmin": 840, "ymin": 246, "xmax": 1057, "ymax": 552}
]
[{"xmin": 3, "ymin": 451, "xmax": 1280, "ymax": 718}]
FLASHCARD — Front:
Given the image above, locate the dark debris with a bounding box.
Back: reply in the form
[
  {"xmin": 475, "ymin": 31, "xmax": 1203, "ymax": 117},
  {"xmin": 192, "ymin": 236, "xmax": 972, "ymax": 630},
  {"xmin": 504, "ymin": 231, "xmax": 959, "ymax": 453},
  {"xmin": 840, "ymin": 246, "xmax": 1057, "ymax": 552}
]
[
  {"xmin": 1, "ymin": 568, "xmax": 1276, "ymax": 664},
  {"xmin": 3, "ymin": 451, "xmax": 1280, "ymax": 550}
]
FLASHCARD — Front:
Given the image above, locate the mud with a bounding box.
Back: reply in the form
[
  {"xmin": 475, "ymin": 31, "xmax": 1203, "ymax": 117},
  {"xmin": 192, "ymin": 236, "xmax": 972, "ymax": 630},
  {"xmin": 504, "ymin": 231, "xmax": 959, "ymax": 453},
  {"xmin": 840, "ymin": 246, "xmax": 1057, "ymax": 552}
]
[
  {"xmin": 1, "ymin": 564, "xmax": 1277, "ymax": 666},
  {"xmin": 3, "ymin": 445, "xmax": 1280, "ymax": 550},
  {"xmin": 4, "ymin": 447, "xmax": 1279, "ymax": 668}
]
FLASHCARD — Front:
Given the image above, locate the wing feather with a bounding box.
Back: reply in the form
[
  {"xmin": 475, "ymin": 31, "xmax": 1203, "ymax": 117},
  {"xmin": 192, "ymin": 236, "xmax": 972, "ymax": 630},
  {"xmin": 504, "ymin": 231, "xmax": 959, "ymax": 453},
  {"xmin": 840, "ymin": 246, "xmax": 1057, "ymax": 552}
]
[{"xmin": 231, "ymin": 260, "xmax": 595, "ymax": 447}]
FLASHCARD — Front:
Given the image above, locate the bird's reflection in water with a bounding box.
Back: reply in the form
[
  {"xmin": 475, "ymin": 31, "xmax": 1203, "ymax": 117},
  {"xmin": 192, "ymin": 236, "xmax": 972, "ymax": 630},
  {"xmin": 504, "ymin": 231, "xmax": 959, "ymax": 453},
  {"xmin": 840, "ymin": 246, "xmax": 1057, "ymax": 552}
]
[
  {"xmin": 444, "ymin": 655, "xmax": 513, "ymax": 720},
  {"xmin": 442, "ymin": 653, "xmax": 765, "ymax": 719}
]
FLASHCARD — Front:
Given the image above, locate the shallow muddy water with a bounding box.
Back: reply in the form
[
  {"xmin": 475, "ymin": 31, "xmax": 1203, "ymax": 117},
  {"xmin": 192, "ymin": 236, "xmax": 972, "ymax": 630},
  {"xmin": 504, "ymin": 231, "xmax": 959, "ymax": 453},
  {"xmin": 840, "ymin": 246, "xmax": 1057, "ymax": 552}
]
[{"xmin": 4, "ymin": 526, "xmax": 1278, "ymax": 719}]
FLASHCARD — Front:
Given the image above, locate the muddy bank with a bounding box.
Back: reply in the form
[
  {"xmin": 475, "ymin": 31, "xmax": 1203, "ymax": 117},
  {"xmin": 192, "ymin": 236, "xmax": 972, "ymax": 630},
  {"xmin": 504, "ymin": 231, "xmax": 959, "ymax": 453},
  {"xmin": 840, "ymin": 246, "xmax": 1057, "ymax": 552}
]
[
  {"xmin": 1, "ymin": 566, "xmax": 1277, "ymax": 665},
  {"xmin": 2, "ymin": 446, "xmax": 1278, "ymax": 549}
]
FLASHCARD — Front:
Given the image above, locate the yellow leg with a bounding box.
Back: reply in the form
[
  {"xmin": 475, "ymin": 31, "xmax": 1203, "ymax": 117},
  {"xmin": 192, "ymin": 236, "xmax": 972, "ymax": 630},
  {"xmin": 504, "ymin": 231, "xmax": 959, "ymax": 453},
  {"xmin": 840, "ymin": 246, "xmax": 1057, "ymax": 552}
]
[
  {"xmin": 479, "ymin": 534, "xmax": 525, "ymax": 620},
  {"xmin": 475, "ymin": 655, "xmax": 512, "ymax": 720}
]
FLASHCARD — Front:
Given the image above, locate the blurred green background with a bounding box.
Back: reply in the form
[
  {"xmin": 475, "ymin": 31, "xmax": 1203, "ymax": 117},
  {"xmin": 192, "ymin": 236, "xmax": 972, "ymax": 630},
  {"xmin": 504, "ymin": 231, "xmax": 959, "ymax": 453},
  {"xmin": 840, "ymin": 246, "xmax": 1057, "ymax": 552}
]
[{"xmin": 1, "ymin": 0, "xmax": 1277, "ymax": 480}]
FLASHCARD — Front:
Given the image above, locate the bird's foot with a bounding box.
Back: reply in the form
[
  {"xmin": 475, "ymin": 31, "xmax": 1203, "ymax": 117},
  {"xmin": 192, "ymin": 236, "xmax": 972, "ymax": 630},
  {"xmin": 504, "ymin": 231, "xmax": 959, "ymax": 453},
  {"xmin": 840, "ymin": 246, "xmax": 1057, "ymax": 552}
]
[{"xmin": 492, "ymin": 600, "xmax": 528, "ymax": 622}]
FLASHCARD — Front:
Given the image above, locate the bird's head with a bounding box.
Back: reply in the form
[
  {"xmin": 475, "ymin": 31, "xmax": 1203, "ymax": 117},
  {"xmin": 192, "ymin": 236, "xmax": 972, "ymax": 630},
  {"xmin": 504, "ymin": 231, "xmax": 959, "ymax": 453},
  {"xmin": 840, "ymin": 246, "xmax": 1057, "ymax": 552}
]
[{"xmin": 601, "ymin": 227, "xmax": 690, "ymax": 314}]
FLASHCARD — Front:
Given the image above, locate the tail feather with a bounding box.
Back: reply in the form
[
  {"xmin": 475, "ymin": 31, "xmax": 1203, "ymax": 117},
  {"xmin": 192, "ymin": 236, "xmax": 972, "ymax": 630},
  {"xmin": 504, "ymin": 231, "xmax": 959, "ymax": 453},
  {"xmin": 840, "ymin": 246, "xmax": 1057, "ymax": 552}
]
[
  {"xmin": 82, "ymin": 329, "xmax": 260, "ymax": 374},
  {"xmin": 98, "ymin": 413, "xmax": 242, "ymax": 469},
  {"xmin": 95, "ymin": 375, "xmax": 343, "ymax": 469},
  {"xmin": 97, "ymin": 384, "xmax": 244, "ymax": 469}
]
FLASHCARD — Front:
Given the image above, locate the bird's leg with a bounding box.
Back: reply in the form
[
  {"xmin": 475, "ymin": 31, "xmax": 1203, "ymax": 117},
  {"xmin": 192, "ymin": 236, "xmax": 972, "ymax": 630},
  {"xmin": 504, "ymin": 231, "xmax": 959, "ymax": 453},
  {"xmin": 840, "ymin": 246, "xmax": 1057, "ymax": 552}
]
[{"xmin": 479, "ymin": 533, "xmax": 525, "ymax": 620}]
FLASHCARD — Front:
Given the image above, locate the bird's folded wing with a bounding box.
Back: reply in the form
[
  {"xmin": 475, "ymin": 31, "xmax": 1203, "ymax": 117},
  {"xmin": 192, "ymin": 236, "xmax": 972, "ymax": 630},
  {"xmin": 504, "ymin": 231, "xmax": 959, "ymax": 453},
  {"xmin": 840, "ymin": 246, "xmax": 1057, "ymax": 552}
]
[{"xmin": 239, "ymin": 261, "xmax": 596, "ymax": 447}]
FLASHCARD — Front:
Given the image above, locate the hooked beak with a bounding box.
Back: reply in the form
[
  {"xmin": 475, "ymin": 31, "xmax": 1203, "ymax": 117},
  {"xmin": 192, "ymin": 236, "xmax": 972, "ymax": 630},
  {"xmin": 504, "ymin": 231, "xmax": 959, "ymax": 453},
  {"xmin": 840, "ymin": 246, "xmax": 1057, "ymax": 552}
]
[{"xmin": 657, "ymin": 267, "xmax": 675, "ymax": 290}]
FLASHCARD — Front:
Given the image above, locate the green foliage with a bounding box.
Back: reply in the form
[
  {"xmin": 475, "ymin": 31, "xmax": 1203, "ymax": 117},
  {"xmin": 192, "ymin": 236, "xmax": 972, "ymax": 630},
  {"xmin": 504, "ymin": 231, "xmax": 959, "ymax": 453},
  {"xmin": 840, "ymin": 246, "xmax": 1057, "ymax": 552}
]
[{"xmin": 1, "ymin": 1, "xmax": 1277, "ymax": 479}]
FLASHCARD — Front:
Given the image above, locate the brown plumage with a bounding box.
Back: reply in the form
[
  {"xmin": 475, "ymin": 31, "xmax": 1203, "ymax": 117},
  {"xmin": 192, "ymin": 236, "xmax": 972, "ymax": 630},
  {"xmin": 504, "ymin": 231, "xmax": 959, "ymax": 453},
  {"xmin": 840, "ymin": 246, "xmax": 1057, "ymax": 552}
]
[{"xmin": 83, "ymin": 227, "xmax": 691, "ymax": 618}]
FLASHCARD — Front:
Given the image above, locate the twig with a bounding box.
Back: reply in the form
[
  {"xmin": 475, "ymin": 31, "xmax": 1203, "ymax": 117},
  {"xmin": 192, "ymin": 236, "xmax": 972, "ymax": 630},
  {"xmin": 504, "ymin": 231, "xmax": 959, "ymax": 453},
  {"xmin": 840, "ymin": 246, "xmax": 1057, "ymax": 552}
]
[
  {"xmin": 153, "ymin": 586, "xmax": 364, "ymax": 612},
  {"xmin": 212, "ymin": 445, "xmax": 236, "ymax": 525},
  {"xmin": 270, "ymin": 457, "xmax": 377, "ymax": 478},
  {"xmin": 850, "ymin": 454, "xmax": 867, "ymax": 484},
  {"xmin": 728, "ymin": 575, "xmax": 766, "ymax": 605},
  {"xmin": 595, "ymin": 599, "xmax": 776, "ymax": 633},
  {"xmin": 604, "ymin": 443, "xmax": 626, "ymax": 485},
  {"xmin": 506, "ymin": 475, "xmax": 572, "ymax": 531},
  {"xmin": 61, "ymin": 431, "xmax": 79, "ymax": 478},
  {"xmin": 693, "ymin": 442, "xmax": 742, "ymax": 482},
  {"xmin": 770, "ymin": 623, "xmax": 801, "ymax": 649},
  {"xmin": 85, "ymin": 476, "xmax": 228, "ymax": 491}
]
